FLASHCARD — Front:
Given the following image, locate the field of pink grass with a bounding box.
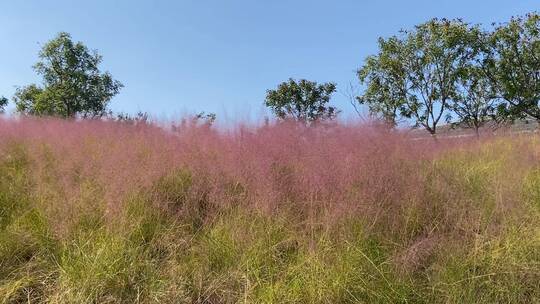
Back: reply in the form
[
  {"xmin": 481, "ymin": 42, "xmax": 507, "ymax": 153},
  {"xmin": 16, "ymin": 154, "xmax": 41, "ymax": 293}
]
[{"xmin": 0, "ymin": 117, "xmax": 538, "ymax": 303}]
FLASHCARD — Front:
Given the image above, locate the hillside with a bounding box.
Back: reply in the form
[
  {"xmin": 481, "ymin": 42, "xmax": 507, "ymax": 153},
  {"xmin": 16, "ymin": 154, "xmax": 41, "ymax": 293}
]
[
  {"xmin": 0, "ymin": 118, "xmax": 539, "ymax": 303},
  {"xmin": 407, "ymin": 119, "xmax": 540, "ymax": 139}
]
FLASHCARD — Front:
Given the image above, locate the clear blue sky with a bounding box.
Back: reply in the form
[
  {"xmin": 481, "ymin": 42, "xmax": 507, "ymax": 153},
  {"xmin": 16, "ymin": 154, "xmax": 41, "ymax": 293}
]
[{"xmin": 1, "ymin": 0, "xmax": 537, "ymax": 120}]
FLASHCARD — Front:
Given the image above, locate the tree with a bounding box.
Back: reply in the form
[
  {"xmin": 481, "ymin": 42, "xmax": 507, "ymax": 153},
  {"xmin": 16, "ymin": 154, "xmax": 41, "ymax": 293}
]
[
  {"xmin": 357, "ymin": 37, "xmax": 408, "ymax": 127},
  {"xmin": 357, "ymin": 19, "xmax": 478, "ymax": 135},
  {"xmin": 265, "ymin": 78, "xmax": 338, "ymax": 122},
  {"xmin": 482, "ymin": 13, "xmax": 540, "ymax": 122},
  {"xmin": 195, "ymin": 111, "xmax": 217, "ymax": 125},
  {"xmin": 451, "ymin": 65, "xmax": 499, "ymax": 137},
  {"xmin": 14, "ymin": 32, "xmax": 123, "ymax": 118},
  {"xmin": 114, "ymin": 111, "xmax": 150, "ymax": 125},
  {"xmin": 0, "ymin": 97, "xmax": 7, "ymax": 113}
]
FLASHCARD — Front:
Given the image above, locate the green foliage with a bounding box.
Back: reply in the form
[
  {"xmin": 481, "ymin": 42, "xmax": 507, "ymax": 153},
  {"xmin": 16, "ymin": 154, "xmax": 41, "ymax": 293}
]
[
  {"xmin": 0, "ymin": 147, "xmax": 58, "ymax": 303},
  {"xmin": 357, "ymin": 13, "xmax": 540, "ymax": 134},
  {"xmin": 0, "ymin": 145, "xmax": 32, "ymax": 230},
  {"xmin": 433, "ymin": 227, "xmax": 540, "ymax": 303},
  {"xmin": 195, "ymin": 111, "xmax": 217, "ymax": 125},
  {"xmin": 483, "ymin": 12, "xmax": 540, "ymax": 121},
  {"xmin": 265, "ymin": 78, "xmax": 339, "ymax": 122},
  {"xmin": 0, "ymin": 211, "xmax": 58, "ymax": 303},
  {"xmin": 358, "ymin": 18, "xmax": 479, "ymax": 133},
  {"xmin": 13, "ymin": 32, "xmax": 123, "ymax": 118},
  {"xmin": 170, "ymin": 209, "xmax": 416, "ymax": 303},
  {"xmin": 451, "ymin": 65, "xmax": 499, "ymax": 134},
  {"xmin": 356, "ymin": 45, "xmax": 406, "ymax": 127},
  {"xmin": 57, "ymin": 229, "xmax": 159, "ymax": 302},
  {"xmin": 0, "ymin": 97, "xmax": 7, "ymax": 113},
  {"xmin": 114, "ymin": 111, "xmax": 150, "ymax": 125}
]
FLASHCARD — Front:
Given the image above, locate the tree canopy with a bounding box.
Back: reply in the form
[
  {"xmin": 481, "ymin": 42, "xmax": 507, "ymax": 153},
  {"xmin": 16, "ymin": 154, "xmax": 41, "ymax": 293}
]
[
  {"xmin": 451, "ymin": 64, "xmax": 499, "ymax": 135},
  {"xmin": 356, "ymin": 12, "xmax": 540, "ymax": 135},
  {"xmin": 265, "ymin": 78, "xmax": 338, "ymax": 123},
  {"xmin": 358, "ymin": 18, "xmax": 480, "ymax": 134},
  {"xmin": 482, "ymin": 12, "xmax": 540, "ymax": 121},
  {"xmin": 14, "ymin": 32, "xmax": 123, "ymax": 118},
  {"xmin": 0, "ymin": 97, "xmax": 7, "ymax": 112}
]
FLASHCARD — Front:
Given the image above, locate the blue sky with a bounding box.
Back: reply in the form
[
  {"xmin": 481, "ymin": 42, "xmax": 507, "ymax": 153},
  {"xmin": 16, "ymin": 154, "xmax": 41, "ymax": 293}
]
[{"xmin": 1, "ymin": 0, "xmax": 538, "ymax": 120}]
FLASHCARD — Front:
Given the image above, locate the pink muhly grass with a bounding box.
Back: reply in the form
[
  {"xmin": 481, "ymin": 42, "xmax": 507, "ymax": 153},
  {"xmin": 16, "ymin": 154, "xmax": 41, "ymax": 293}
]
[{"xmin": 0, "ymin": 116, "xmax": 527, "ymax": 234}]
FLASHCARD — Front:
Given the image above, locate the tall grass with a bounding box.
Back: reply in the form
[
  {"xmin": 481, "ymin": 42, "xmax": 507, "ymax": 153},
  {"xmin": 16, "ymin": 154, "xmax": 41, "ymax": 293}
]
[{"xmin": 0, "ymin": 117, "xmax": 538, "ymax": 303}]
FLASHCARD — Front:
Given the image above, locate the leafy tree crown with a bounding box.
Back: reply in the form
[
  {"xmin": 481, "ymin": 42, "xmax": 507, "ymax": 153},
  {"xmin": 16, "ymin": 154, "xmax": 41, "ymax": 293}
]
[
  {"xmin": 14, "ymin": 32, "xmax": 123, "ymax": 118},
  {"xmin": 265, "ymin": 78, "xmax": 338, "ymax": 122}
]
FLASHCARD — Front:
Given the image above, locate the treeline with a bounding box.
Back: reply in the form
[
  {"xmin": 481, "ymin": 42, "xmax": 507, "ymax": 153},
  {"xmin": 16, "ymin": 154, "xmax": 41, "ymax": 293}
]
[
  {"xmin": 267, "ymin": 12, "xmax": 540, "ymax": 136},
  {"xmin": 1, "ymin": 12, "xmax": 539, "ymax": 135},
  {"xmin": 357, "ymin": 12, "xmax": 540, "ymax": 136}
]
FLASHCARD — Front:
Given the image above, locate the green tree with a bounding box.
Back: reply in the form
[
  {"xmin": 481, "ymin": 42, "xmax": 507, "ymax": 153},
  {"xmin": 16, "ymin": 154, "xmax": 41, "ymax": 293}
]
[
  {"xmin": 451, "ymin": 65, "xmax": 499, "ymax": 137},
  {"xmin": 357, "ymin": 37, "xmax": 408, "ymax": 127},
  {"xmin": 358, "ymin": 19, "xmax": 479, "ymax": 135},
  {"xmin": 0, "ymin": 97, "xmax": 7, "ymax": 112},
  {"xmin": 114, "ymin": 111, "xmax": 150, "ymax": 125},
  {"xmin": 482, "ymin": 13, "xmax": 540, "ymax": 122},
  {"xmin": 14, "ymin": 32, "xmax": 123, "ymax": 118},
  {"xmin": 265, "ymin": 78, "xmax": 338, "ymax": 122}
]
